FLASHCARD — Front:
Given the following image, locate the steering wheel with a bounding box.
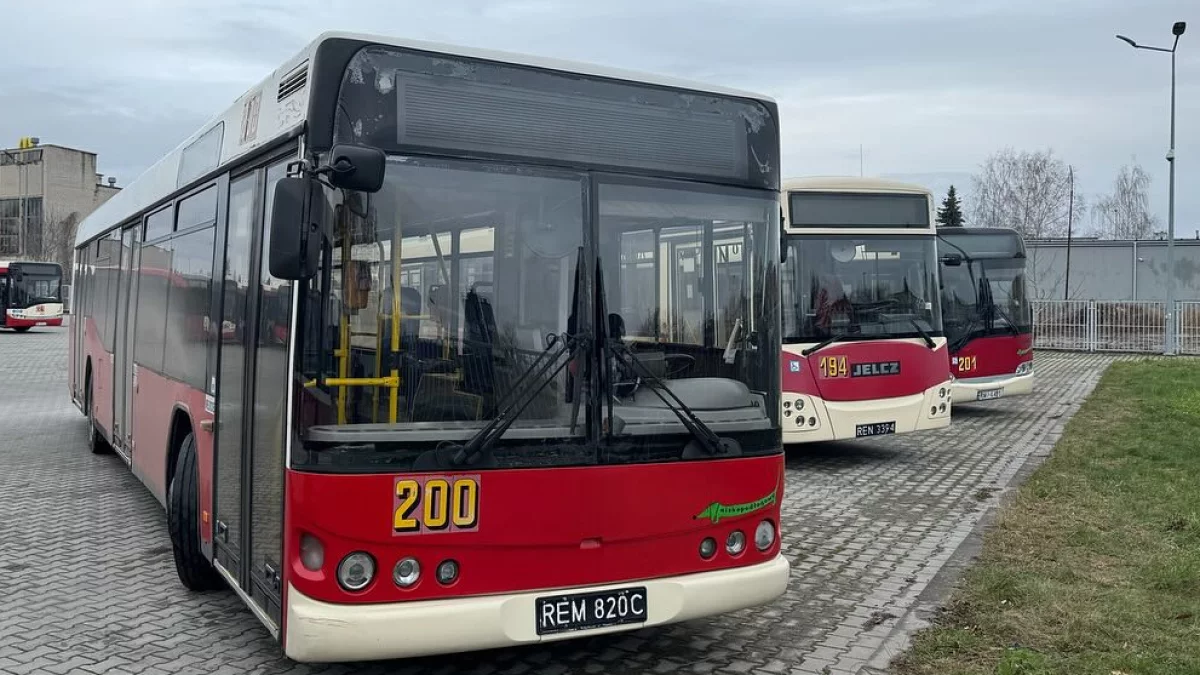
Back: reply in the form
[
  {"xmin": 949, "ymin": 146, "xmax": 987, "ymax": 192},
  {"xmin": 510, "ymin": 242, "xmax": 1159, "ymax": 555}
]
[{"xmin": 664, "ymin": 354, "xmax": 695, "ymax": 378}]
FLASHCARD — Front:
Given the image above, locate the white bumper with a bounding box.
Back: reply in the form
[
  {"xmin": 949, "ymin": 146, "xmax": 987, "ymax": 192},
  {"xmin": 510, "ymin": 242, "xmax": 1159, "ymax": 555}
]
[
  {"xmin": 951, "ymin": 373, "xmax": 1035, "ymax": 404},
  {"xmin": 782, "ymin": 381, "xmax": 952, "ymax": 444},
  {"xmin": 284, "ymin": 554, "xmax": 790, "ymax": 663}
]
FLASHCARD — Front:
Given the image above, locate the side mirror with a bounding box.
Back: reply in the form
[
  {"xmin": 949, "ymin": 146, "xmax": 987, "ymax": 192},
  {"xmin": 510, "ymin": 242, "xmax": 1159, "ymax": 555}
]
[
  {"xmin": 268, "ymin": 177, "xmax": 322, "ymax": 280},
  {"xmin": 324, "ymin": 144, "xmax": 386, "ymax": 193},
  {"xmin": 779, "ymin": 208, "xmax": 788, "ymax": 264}
]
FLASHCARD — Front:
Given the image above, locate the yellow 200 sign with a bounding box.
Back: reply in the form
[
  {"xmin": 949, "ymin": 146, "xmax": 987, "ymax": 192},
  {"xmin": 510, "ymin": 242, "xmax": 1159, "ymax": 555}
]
[{"xmin": 393, "ymin": 475, "xmax": 480, "ymax": 535}]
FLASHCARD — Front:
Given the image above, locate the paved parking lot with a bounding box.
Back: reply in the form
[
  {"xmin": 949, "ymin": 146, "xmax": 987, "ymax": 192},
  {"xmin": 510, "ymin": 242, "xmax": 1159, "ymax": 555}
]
[{"xmin": 0, "ymin": 327, "xmax": 1118, "ymax": 675}]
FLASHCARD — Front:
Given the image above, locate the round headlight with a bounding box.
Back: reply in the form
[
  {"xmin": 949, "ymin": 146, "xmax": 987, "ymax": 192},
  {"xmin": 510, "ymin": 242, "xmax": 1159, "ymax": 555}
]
[
  {"xmin": 795, "ymin": 398, "xmax": 805, "ymax": 410},
  {"xmin": 393, "ymin": 556, "xmax": 421, "ymax": 587},
  {"xmin": 931, "ymin": 406, "xmax": 938, "ymax": 416},
  {"xmin": 699, "ymin": 537, "xmax": 717, "ymax": 559},
  {"xmin": 436, "ymin": 559, "xmax": 459, "ymax": 585},
  {"xmin": 939, "ymin": 403, "xmax": 947, "ymax": 413},
  {"xmin": 299, "ymin": 534, "xmax": 324, "ymax": 572},
  {"xmin": 755, "ymin": 520, "xmax": 776, "ymax": 551},
  {"xmin": 784, "ymin": 409, "xmax": 792, "ymax": 417},
  {"xmin": 725, "ymin": 530, "xmax": 746, "ymax": 556},
  {"xmin": 337, "ymin": 552, "xmax": 375, "ymax": 592},
  {"xmin": 809, "ymin": 416, "xmax": 817, "ymax": 427},
  {"xmin": 939, "ymin": 387, "xmax": 946, "ymax": 399},
  {"xmin": 783, "ymin": 400, "xmax": 791, "ymax": 409}
]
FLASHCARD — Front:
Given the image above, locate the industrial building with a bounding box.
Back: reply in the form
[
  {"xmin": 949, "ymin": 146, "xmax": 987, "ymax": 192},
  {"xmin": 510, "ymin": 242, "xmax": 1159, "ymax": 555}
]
[{"xmin": 0, "ymin": 137, "xmax": 120, "ymax": 272}]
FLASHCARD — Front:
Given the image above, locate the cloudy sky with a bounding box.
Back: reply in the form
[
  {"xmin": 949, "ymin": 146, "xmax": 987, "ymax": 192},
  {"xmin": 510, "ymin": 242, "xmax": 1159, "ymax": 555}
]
[{"xmin": 2, "ymin": 0, "xmax": 1195, "ymax": 234}]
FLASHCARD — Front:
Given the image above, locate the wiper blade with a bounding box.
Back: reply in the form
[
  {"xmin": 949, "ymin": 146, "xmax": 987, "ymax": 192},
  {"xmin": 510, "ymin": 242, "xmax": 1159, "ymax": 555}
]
[
  {"xmin": 432, "ymin": 331, "xmax": 585, "ymax": 468},
  {"xmin": 801, "ymin": 333, "xmax": 849, "ymax": 356},
  {"xmin": 609, "ymin": 341, "xmax": 741, "ymax": 458},
  {"xmin": 909, "ymin": 319, "xmax": 936, "ymax": 350}
]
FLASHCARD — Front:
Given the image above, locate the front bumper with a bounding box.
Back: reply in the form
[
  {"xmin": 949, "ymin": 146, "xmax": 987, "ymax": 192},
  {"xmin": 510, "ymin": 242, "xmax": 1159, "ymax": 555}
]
[
  {"xmin": 782, "ymin": 381, "xmax": 952, "ymax": 444},
  {"xmin": 951, "ymin": 372, "xmax": 1034, "ymax": 404},
  {"xmin": 284, "ymin": 554, "xmax": 790, "ymax": 663}
]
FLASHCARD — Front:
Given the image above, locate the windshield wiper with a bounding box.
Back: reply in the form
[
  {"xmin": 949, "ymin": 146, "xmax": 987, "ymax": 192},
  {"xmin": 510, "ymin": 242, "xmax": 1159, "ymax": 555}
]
[
  {"xmin": 909, "ymin": 319, "xmax": 936, "ymax": 350},
  {"xmin": 439, "ymin": 331, "xmax": 586, "ymax": 468},
  {"xmin": 801, "ymin": 333, "xmax": 851, "ymax": 356},
  {"xmin": 608, "ymin": 341, "xmax": 741, "ymax": 458}
]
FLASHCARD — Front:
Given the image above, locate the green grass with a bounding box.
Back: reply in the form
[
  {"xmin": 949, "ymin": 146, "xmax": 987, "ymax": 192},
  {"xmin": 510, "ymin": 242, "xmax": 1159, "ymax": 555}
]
[{"xmin": 892, "ymin": 359, "xmax": 1200, "ymax": 675}]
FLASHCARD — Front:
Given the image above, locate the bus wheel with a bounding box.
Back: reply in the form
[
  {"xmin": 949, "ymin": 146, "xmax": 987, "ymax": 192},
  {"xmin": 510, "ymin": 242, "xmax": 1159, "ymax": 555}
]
[
  {"xmin": 12, "ymin": 326, "xmax": 30, "ymax": 333},
  {"xmin": 167, "ymin": 432, "xmax": 223, "ymax": 591},
  {"xmin": 85, "ymin": 375, "xmax": 112, "ymax": 455}
]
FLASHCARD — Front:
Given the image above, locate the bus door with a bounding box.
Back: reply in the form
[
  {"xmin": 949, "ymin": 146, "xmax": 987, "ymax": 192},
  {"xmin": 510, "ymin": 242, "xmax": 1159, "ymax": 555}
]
[
  {"xmin": 214, "ymin": 162, "xmax": 289, "ymax": 627},
  {"xmin": 112, "ymin": 225, "xmax": 140, "ymax": 459}
]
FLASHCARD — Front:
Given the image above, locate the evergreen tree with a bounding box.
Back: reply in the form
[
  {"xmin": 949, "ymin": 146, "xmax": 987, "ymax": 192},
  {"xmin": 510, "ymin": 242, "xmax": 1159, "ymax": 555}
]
[{"xmin": 937, "ymin": 185, "xmax": 965, "ymax": 227}]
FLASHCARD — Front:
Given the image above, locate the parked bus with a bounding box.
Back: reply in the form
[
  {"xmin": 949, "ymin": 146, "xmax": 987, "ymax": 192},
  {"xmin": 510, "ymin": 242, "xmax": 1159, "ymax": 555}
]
[
  {"xmin": 936, "ymin": 226, "xmax": 1034, "ymax": 403},
  {"xmin": 779, "ymin": 177, "xmax": 952, "ymax": 443},
  {"xmin": 0, "ymin": 260, "xmax": 64, "ymax": 331},
  {"xmin": 69, "ymin": 32, "xmax": 787, "ymax": 663}
]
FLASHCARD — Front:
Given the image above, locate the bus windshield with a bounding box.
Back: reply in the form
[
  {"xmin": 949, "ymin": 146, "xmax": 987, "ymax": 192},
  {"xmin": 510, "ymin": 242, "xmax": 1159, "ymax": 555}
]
[
  {"xmin": 8, "ymin": 263, "xmax": 62, "ymax": 308},
  {"xmin": 782, "ymin": 234, "xmax": 940, "ymax": 344},
  {"xmin": 292, "ymin": 158, "xmax": 780, "ymax": 470},
  {"xmin": 940, "ymin": 258, "xmax": 1032, "ymax": 348}
]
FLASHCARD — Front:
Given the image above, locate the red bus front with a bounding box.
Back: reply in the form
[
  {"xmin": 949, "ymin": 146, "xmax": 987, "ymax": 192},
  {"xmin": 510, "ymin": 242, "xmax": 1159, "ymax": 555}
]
[
  {"xmin": 0, "ymin": 261, "xmax": 65, "ymax": 331},
  {"xmin": 779, "ymin": 206, "xmax": 952, "ymax": 444},
  {"xmin": 938, "ymin": 228, "xmax": 1035, "ymax": 404}
]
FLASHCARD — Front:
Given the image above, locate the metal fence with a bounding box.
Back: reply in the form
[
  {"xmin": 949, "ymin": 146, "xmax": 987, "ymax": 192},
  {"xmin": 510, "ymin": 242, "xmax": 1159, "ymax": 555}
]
[{"xmin": 1031, "ymin": 300, "xmax": 1200, "ymax": 354}]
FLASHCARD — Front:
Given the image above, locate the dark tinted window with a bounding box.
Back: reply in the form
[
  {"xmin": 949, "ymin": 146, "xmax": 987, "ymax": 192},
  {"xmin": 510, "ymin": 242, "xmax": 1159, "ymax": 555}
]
[
  {"xmin": 162, "ymin": 227, "xmax": 216, "ymax": 388},
  {"xmin": 177, "ymin": 186, "xmax": 218, "ymax": 231},
  {"xmin": 789, "ymin": 192, "xmax": 930, "ymax": 228},
  {"xmin": 145, "ymin": 206, "xmax": 173, "ymax": 241}
]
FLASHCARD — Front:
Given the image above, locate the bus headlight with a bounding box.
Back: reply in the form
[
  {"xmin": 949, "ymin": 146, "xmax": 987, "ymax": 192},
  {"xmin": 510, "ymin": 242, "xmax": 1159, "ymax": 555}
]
[
  {"xmin": 393, "ymin": 557, "xmax": 421, "ymax": 587},
  {"xmin": 337, "ymin": 552, "xmax": 375, "ymax": 591},
  {"xmin": 699, "ymin": 537, "xmax": 717, "ymax": 559},
  {"xmin": 754, "ymin": 520, "xmax": 776, "ymax": 551},
  {"xmin": 725, "ymin": 530, "xmax": 746, "ymax": 555},
  {"xmin": 436, "ymin": 559, "xmax": 459, "ymax": 585}
]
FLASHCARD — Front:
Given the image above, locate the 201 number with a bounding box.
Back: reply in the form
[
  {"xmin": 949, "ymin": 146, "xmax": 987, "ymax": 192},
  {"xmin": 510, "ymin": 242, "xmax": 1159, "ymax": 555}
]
[
  {"xmin": 393, "ymin": 477, "xmax": 479, "ymax": 534},
  {"xmin": 958, "ymin": 356, "xmax": 977, "ymax": 373}
]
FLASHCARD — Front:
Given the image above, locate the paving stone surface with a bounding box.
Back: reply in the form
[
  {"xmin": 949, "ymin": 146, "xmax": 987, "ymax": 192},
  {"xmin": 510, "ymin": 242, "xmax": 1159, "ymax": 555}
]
[{"xmin": 0, "ymin": 327, "xmax": 1122, "ymax": 674}]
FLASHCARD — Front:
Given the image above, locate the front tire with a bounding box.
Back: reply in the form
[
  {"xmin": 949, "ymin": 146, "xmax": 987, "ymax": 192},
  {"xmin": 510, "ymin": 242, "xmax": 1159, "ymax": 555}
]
[
  {"xmin": 12, "ymin": 326, "xmax": 31, "ymax": 333},
  {"xmin": 167, "ymin": 432, "xmax": 223, "ymax": 591}
]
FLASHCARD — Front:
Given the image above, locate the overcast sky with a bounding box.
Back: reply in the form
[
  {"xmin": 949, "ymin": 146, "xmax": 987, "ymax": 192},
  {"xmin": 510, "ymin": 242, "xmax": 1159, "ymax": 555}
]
[{"xmin": 2, "ymin": 0, "xmax": 1195, "ymax": 235}]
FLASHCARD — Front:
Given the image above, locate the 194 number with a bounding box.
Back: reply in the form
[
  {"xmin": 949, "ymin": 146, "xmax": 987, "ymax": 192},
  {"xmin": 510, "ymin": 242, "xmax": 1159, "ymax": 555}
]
[
  {"xmin": 393, "ymin": 475, "xmax": 480, "ymax": 534},
  {"xmin": 819, "ymin": 355, "xmax": 848, "ymax": 378}
]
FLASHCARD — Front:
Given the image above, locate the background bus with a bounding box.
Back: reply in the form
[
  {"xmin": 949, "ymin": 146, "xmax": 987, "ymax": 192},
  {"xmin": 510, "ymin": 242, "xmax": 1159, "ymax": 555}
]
[
  {"xmin": 70, "ymin": 31, "xmax": 787, "ymax": 663},
  {"xmin": 0, "ymin": 260, "xmax": 64, "ymax": 331},
  {"xmin": 779, "ymin": 177, "xmax": 952, "ymax": 443},
  {"xmin": 936, "ymin": 227, "xmax": 1034, "ymax": 403}
]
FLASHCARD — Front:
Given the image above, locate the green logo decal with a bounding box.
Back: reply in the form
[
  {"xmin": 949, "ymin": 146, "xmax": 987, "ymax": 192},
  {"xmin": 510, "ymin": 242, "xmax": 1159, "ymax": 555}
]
[
  {"xmin": 1016, "ymin": 347, "xmax": 1033, "ymax": 356},
  {"xmin": 693, "ymin": 489, "xmax": 778, "ymax": 524}
]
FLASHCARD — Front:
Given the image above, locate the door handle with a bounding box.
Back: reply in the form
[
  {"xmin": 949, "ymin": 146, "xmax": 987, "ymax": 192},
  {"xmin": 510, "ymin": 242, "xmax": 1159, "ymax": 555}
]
[{"xmin": 200, "ymin": 420, "xmax": 214, "ymax": 433}]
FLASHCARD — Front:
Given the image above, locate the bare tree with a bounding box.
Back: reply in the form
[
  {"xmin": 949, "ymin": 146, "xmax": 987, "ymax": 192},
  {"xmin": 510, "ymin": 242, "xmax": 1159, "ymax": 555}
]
[
  {"xmin": 27, "ymin": 207, "xmax": 81, "ymax": 283},
  {"xmin": 1091, "ymin": 163, "xmax": 1158, "ymax": 240},
  {"xmin": 969, "ymin": 148, "xmax": 1087, "ymax": 238}
]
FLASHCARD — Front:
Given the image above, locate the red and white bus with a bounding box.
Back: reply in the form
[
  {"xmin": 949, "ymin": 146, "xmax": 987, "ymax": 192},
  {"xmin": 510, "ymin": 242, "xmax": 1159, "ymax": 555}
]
[
  {"xmin": 936, "ymin": 227, "xmax": 1034, "ymax": 403},
  {"xmin": 70, "ymin": 32, "xmax": 788, "ymax": 662},
  {"xmin": 779, "ymin": 177, "xmax": 952, "ymax": 443},
  {"xmin": 0, "ymin": 260, "xmax": 64, "ymax": 331}
]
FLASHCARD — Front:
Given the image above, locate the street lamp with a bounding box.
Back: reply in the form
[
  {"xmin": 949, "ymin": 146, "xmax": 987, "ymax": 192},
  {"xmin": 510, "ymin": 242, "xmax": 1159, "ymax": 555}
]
[{"xmin": 1116, "ymin": 21, "xmax": 1186, "ymax": 355}]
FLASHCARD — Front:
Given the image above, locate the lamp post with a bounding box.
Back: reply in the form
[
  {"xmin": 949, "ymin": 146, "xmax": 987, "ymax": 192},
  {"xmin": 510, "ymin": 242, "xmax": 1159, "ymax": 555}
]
[{"xmin": 1116, "ymin": 21, "xmax": 1186, "ymax": 355}]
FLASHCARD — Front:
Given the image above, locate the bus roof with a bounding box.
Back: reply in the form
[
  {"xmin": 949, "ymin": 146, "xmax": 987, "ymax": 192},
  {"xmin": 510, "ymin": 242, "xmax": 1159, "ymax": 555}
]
[
  {"xmin": 936, "ymin": 226, "xmax": 1022, "ymax": 238},
  {"xmin": 76, "ymin": 31, "xmax": 776, "ymax": 248},
  {"xmin": 782, "ymin": 176, "xmax": 933, "ymax": 195}
]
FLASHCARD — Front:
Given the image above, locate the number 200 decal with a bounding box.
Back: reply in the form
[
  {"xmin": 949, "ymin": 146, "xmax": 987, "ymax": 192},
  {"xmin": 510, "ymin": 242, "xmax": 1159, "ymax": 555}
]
[{"xmin": 393, "ymin": 475, "xmax": 480, "ymax": 535}]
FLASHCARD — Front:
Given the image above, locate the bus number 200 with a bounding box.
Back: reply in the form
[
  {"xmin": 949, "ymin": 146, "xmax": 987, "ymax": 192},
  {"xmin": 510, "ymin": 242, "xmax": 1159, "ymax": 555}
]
[{"xmin": 393, "ymin": 475, "xmax": 480, "ymax": 534}]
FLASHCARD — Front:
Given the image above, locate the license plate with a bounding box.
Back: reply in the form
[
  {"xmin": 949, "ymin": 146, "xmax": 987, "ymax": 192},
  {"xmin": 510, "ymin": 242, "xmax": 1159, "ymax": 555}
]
[
  {"xmin": 535, "ymin": 586, "xmax": 647, "ymax": 635},
  {"xmin": 855, "ymin": 421, "xmax": 896, "ymax": 437},
  {"xmin": 36, "ymin": 322, "xmax": 46, "ymax": 326},
  {"xmin": 977, "ymin": 388, "xmax": 1003, "ymax": 401}
]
